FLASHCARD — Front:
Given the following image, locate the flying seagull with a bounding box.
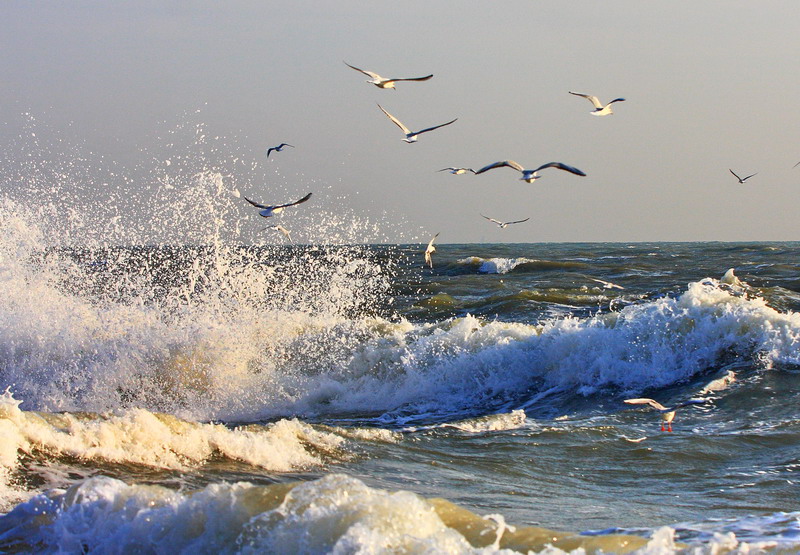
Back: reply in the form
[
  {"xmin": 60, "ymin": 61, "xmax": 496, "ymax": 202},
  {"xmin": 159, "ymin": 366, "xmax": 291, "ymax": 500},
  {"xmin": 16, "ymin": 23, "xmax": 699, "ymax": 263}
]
[
  {"xmin": 475, "ymin": 160, "xmax": 586, "ymax": 183},
  {"xmin": 569, "ymin": 92, "xmax": 626, "ymax": 116},
  {"xmin": 729, "ymin": 169, "xmax": 757, "ymax": 183},
  {"xmin": 264, "ymin": 224, "xmax": 294, "ymax": 243},
  {"xmin": 344, "ymin": 61, "xmax": 433, "ymax": 89},
  {"xmin": 438, "ymin": 167, "xmax": 476, "ymax": 175},
  {"xmin": 480, "ymin": 214, "xmax": 530, "ymax": 228},
  {"xmin": 589, "ymin": 277, "xmax": 624, "ymax": 290},
  {"xmin": 425, "ymin": 233, "xmax": 439, "ymax": 269},
  {"xmin": 378, "ymin": 105, "xmax": 457, "ymax": 143},
  {"xmin": 244, "ymin": 192, "xmax": 312, "ymax": 218},
  {"xmin": 267, "ymin": 143, "xmax": 294, "ymax": 158},
  {"xmin": 624, "ymin": 398, "xmax": 706, "ymax": 432}
]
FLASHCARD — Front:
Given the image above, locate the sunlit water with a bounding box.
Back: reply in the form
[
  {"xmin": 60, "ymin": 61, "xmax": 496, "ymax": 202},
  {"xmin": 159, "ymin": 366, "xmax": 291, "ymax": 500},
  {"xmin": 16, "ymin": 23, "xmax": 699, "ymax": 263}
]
[{"xmin": 1, "ymin": 115, "xmax": 799, "ymax": 553}]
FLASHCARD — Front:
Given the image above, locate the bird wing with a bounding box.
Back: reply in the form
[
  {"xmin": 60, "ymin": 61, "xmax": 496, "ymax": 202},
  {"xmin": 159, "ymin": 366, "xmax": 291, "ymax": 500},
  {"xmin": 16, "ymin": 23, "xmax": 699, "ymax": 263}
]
[
  {"xmin": 415, "ymin": 118, "xmax": 458, "ymax": 136},
  {"xmin": 475, "ymin": 160, "xmax": 525, "ymax": 175},
  {"xmin": 608, "ymin": 98, "xmax": 626, "ymax": 105},
  {"xmin": 244, "ymin": 196, "xmax": 270, "ymax": 209},
  {"xmin": 266, "ymin": 148, "xmax": 275, "ymax": 158},
  {"xmin": 532, "ymin": 162, "xmax": 587, "ymax": 176},
  {"xmin": 480, "ymin": 214, "xmax": 503, "ymax": 225},
  {"xmin": 438, "ymin": 168, "xmax": 456, "ymax": 172},
  {"xmin": 569, "ymin": 91, "xmax": 603, "ymax": 109},
  {"xmin": 624, "ymin": 398, "xmax": 668, "ymax": 411},
  {"xmin": 742, "ymin": 172, "xmax": 757, "ymax": 181},
  {"xmin": 391, "ymin": 74, "xmax": 433, "ymax": 82},
  {"xmin": 794, "ymin": 161, "xmax": 800, "ymax": 168},
  {"xmin": 729, "ymin": 169, "xmax": 742, "ymax": 181},
  {"xmin": 377, "ymin": 104, "xmax": 411, "ymax": 134},
  {"xmin": 344, "ymin": 61, "xmax": 381, "ymax": 80},
  {"xmin": 278, "ymin": 143, "xmax": 294, "ymax": 149},
  {"xmin": 426, "ymin": 232, "xmax": 439, "ymax": 250},
  {"xmin": 506, "ymin": 217, "xmax": 530, "ymax": 225},
  {"xmin": 274, "ymin": 192, "xmax": 313, "ymax": 209}
]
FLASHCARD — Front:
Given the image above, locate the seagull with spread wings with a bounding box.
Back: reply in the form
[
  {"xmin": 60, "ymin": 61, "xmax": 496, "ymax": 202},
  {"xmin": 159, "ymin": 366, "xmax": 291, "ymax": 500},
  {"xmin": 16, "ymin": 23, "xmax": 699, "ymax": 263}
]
[
  {"xmin": 729, "ymin": 169, "xmax": 757, "ymax": 184},
  {"xmin": 267, "ymin": 143, "xmax": 294, "ymax": 158},
  {"xmin": 378, "ymin": 105, "xmax": 457, "ymax": 143},
  {"xmin": 438, "ymin": 167, "xmax": 476, "ymax": 175},
  {"xmin": 624, "ymin": 398, "xmax": 706, "ymax": 432},
  {"xmin": 244, "ymin": 192, "xmax": 312, "ymax": 218},
  {"xmin": 569, "ymin": 91, "xmax": 626, "ymax": 116},
  {"xmin": 475, "ymin": 160, "xmax": 586, "ymax": 183},
  {"xmin": 480, "ymin": 214, "xmax": 530, "ymax": 228},
  {"xmin": 344, "ymin": 61, "xmax": 433, "ymax": 89}
]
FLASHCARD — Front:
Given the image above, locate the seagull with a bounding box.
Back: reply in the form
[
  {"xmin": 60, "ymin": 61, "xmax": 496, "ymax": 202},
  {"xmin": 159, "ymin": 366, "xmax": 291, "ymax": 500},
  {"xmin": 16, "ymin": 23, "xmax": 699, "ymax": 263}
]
[
  {"xmin": 729, "ymin": 169, "xmax": 757, "ymax": 183},
  {"xmin": 344, "ymin": 61, "xmax": 433, "ymax": 89},
  {"xmin": 264, "ymin": 224, "xmax": 294, "ymax": 243},
  {"xmin": 475, "ymin": 160, "xmax": 586, "ymax": 183},
  {"xmin": 589, "ymin": 277, "xmax": 624, "ymax": 290},
  {"xmin": 244, "ymin": 192, "xmax": 312, "ymax": 218},
  {"xmin": 569, "ymin": 91, "xmax": 626, "ymax": 116},
  {"xmin": 377, "ymin": 105, "xmax": 457, "ymax": 143},
  {"xmin": 267, "ymin": 143, "xmax": 294, "ymax": 158},
  {"xmin": 624, "ymin": 398, "xmax": 706, "ymax": 432},
  {"xmin": 480, "ymin": 214, "xmax": 530, "ymax": 228},
  {"xmin": 425, "ymin": 233, "xmax": 439, "ymax": 269},
  {"xmin": 438, "ymin": 167, "xmax": 476, "ymax": 175}
]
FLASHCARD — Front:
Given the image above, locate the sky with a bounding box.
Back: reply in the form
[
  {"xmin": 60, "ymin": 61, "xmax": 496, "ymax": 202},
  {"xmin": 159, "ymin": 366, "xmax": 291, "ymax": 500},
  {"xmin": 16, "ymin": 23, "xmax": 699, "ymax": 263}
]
[{"xmin": 2, "ymin": 1, "xmax": 800, "ymax": 243}]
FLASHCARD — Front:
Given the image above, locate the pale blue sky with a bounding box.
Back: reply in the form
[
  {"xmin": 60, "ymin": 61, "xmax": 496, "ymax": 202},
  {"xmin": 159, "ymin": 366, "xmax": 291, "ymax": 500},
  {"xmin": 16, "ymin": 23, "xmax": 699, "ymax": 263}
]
[{"xmin": 2, "ymin": 2, "xmax": 800, "ymax": 243}]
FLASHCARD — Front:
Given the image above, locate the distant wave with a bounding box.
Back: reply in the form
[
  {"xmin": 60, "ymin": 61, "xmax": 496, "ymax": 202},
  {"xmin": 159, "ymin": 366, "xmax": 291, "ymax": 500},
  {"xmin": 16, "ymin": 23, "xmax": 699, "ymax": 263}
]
[{"xmin": 457, "ymin": 256, "xmax": 588, "ymax": 274}]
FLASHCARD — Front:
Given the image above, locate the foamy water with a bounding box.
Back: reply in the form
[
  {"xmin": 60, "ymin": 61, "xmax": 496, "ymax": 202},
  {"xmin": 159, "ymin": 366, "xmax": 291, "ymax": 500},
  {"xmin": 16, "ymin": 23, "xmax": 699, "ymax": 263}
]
[{"xmin": 2, "ymin": 115, "xmax": 799, "ymax": 552}]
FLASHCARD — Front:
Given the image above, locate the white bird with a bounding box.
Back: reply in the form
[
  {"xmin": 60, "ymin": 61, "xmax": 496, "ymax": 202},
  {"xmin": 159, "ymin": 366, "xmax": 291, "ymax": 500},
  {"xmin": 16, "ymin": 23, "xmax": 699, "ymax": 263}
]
[
  {"xmin": 624, "ymin": 398, "xmax": 706, "ymax": 432},
  {"xmin": 569, "ymin": 91, "xmax": 626, "ymax": 116},
  {"xmin": 589, "ymin": 277, "xmax": 624, "ymax": 290},
  {"xmin": 267, "ymin": 143, "xmax": 294, "ymax": 158},
  {"xmin": 244, "ymin": 192, "xmax": 312, "ymax": 218},
  {"xmin": 475, "ymin": 160, "xmax": 586, "ymax": 183},
  {"xmin": 425, "ymin": 233, "xmax": 439, "ymax": 269},
  {"xmin": 729, "ymin": 169, "xmax": 757, "ymax": 183},
  {"xmin": 344, "ymin": 61, "xmax": 433, "ymax": 89},
  {"xmin": 439, "ymin": 167, "xmax": 476, "ymax": 175},
  {"xmin": 377, "ymin": 105, "xmax": 457, "ymax": 143},
  {"xmin": 480, "ymin": 214, "xmax": 530, "ymax": 228},
  {"xmin": 264, "ymin": 224, "xmax": 294, "ymax": 243}
]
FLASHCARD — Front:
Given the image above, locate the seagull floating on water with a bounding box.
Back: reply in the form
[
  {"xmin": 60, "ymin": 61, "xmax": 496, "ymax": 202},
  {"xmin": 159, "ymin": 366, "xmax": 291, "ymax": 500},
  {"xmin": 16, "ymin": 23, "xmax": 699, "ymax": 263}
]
[
  {"xmin": 267, "ymin": 143, "xmax": 294, "ymax": 158},
  {"xmin": 244, "ymin": 192, "xmax": 312, "ymax": 218},
  {"xmin": 480, "ymin": 214, "xmax": 530, "ymax": 228},
  {"xmin": 438, "ymin": 167, "xmax": 476, "ymax": 175},
  {"xmin": 344, "ymin": 61, "xmax": 433, "ymax": 89},
  {"xmin": 475, "ymin": 160, "xmax": 586, "ymax": 183},
  {"xmin": 729, "ymin": 169, "xmax": 757, "ymax": 183},
  {"xmin": 569, "ymin": 91, "xmax": 626, "ymax": 116},
  {"xmin": 264, "ymin": 224, "xmax": 294, "ymax": 243},
  {"xmin": 425, "ymin": 233, "xmax": 439, "ymax": 269},
  {"xmin": 378, "ymin": 105, "xmax": 457, "ymax": 143},
  {"xmin": 624, "ymin": 398, "xmax": 706, "ymax": 432}
]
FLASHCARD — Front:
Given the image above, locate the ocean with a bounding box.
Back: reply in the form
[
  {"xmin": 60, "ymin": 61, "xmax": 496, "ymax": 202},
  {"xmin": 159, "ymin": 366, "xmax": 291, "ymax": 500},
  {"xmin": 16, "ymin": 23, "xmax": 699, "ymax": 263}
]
[
  {"xmin": 1, "ymin": 123, "xmax": 799, "ymax": 553},
  {"xmin": 2, "ymin": 211, "xmax": 800, "ymax": 553}
]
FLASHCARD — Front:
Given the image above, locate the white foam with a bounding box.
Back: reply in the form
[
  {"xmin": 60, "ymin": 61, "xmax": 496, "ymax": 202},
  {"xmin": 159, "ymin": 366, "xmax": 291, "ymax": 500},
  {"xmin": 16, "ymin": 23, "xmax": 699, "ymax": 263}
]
[
  {"xmin": 458, "ymin": 256, "xmax": 535, "ymax": 274},
  {"xmin": 0, "ymin": 389, "xmax": 348, "ymax": 510}
]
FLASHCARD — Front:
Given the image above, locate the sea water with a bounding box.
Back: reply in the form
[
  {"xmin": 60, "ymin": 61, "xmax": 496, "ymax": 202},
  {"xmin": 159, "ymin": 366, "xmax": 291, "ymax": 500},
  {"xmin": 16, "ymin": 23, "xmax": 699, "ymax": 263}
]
[{"xmin": 1, "ymin": 117, "xmax": 799, "ymax": 553}]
